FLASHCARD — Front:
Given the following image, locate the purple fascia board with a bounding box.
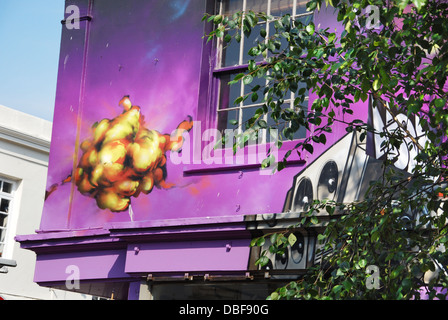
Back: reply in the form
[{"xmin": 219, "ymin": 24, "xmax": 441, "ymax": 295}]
[
  {"xmin": 125, "ymin": 239, "xmax": 251, "ymax": 274},
  {"xmin": 106, "ymin": 214, "xmax": 246, "ymax": 230},
  {"xmin": 106, "ymin": 215, "xmax": 252, "ymax": 242},
  {"xmin": 34, "ymin": 249, "xmax": 132, "ymax": 283},
  {"xmin": 15, "ymin": 229, "xmax": 123, "ymax": 254},
  {"xmin": 16, "ymin": 227, "xmax": 110, "ymax": 242}
]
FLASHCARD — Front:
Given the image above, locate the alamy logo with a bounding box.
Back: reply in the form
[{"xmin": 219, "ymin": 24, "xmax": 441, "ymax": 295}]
[
  {"xmin": 365, "ymin": 5, "xmax": 380, "ymax": 30},
  {"xmin": 366, "ymin": 265, "xmax": 380, "ymax": 290},
  {"xmin": 353, "ymin": 5, "xmax": 381, "ymax": 30},
  {"xmin": 65, "ymin": 264, "xmax": 80, "ymax": 290},
  {"xmin": 65, "ymin": 5, "xmax": 80, "ymax": 30},
  {"xmin": 168, "ymin": 122, "xmax": 280, "ymax": 175}
]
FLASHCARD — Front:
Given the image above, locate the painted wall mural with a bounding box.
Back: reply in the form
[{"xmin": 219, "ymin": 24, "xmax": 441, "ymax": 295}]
[{"xmin": 47, "ymin": 96, "xmax": 193, "ymax": 215}]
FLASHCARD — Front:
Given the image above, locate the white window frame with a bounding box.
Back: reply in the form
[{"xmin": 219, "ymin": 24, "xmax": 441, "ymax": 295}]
[
  {"xmin": 0, "ymin": 177, "xmax": 17, "ymax": 258},
  {"xmin": 214, "ymin": 0, "xmax": 313, "ymax": 142}
]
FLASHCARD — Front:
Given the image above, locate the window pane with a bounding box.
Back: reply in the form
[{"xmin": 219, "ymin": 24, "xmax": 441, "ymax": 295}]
[
  {"xmin": 217, "ymin": 109, "xmax": 239, "ymax": 133},
  {"xmin": 221, "ymin": 29, "xmax": 240, "ymax": 67},
  {"xmin": 241, "ymin": 106, "xmax": 260, "ymax": 130},
  {"xmin": 270, "ymin": 0, "xmax": 295, "ymax": 17},
  {"xmin": 222, "ymin": 0, "xmax": 243, "ymax": 17},
  {"xmin": 2, "ymin": 182, "xmax": 12, "ymax": 194},
  {"xmin": 0, "ymin": 199, "xmax": 10, "ymax": 213},
  {"xmin": 0, "ymin": 228, "xmax": 5, "ymax": 243},
  {"xmin": 219, "ymin": 73, "xmax": 242, "ymax": 110},
  {"xmin": 0, "ymin": 213, "xmax": 7, "ymax": 228},
  {"xmin": 266, "ymin": 108, "xmax": 284, "ymax": 129},
  {"xmin": 243, "ymin": 23, "xmax": 265, "ymax": 64},
  {"xmin": 268, "ymin": 21, "xmax": 289, "ymax": 53},
  {"xmin": 246, "ymin": 0, "xmax": 268, "ymax": 14},
  {"xmin": 296, "ymin": 12, "xmax": 313, "ymax": 25},
  {"xmin": 291, "ymin": 104, "xmax": 307, "ymax": 140},
  {"xmin": 243, "ymin": 74, "xmax": 266, "ymax": 105},
  {"xmin": 241, "ymin": 107, "xmax": 263, "ymax": 144},
  {"xmin": 296, "ymin": 0, "xmax": 310, "ymax": 15},
  {"xmin": 264, "ymin": 103, "xmax": 307, "ymax": 141},
  {"xmin": 266, "ymin": 111, "xmax": 283, "ymax": 143},
  {"xmin": 218, "ymin": 109, "xmax": 239, "ymax": 147}
]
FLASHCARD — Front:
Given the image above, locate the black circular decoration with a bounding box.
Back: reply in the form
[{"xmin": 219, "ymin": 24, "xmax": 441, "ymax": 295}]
[
  {"xmin": 317, "ymin": 161, "xmax": 338, "ymax": 200},
  {"xmin": 293, "ymin": 177, "xmax": 313, "ymax": 212}
]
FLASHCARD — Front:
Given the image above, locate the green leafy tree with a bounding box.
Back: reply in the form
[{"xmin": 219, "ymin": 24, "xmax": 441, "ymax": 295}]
[{"xmin": 205, "ymin": 0, "xmax": 448, "ymax": 299}]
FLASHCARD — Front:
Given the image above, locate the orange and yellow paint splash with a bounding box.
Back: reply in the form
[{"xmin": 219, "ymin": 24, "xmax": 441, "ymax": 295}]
[{"xmin": 48, "ymin": 96, "xmax": 193, "ymax": 212}]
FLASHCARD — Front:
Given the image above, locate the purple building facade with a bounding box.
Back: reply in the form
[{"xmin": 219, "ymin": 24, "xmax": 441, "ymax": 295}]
[{"xmin": 15, "ymin": 0, "xmax": 418, "ymax": 299}]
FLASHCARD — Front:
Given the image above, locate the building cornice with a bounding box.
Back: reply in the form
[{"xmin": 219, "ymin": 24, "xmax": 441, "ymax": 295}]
[{"xmin": 0, "ymin": 123, "xmax": 51, "ymax": 153}]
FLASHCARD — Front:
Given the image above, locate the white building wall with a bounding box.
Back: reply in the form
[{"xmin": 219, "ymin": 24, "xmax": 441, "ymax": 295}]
[{"xmin": 0, "ymin": 105, "xmax": 91, "ymax": 300}]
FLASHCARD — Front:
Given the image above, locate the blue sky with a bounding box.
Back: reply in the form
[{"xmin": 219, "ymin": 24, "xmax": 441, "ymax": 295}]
[{"xmin": 0, "ymin": 1, "xmax": 64, "ymax": 122}]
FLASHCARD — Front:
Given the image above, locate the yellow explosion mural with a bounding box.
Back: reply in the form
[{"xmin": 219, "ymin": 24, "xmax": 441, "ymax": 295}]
[{"xmin": 47, "ymin": 96, "xmax": 193, "ymax": 212}]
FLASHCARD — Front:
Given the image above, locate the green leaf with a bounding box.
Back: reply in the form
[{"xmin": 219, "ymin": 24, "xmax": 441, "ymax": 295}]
[
  {"xmin": 306, "ymin": 23, "xmax": 315, "ymax": 35},
  {"xmin": 332, "ymin": 285, "xmax": 343, "ymax": 294},
  {"xmin": 373, "ymin": 79, "xmax": 380, "ymax": 91},
  {"xmin": 270, "ymin": 233, "xmax": 280, "ymax": 246},
  {"xmin": 434, "ymin": 98, "xmax": 446, "ymax": 109},
  {"xmin": 407, "ymin": 102, "xmax": 421, "ymax": 115},
  {"xmin": 288, "ymin": 233, "xmax": 297, "ymax": 246},
  {"xmin": 343, "ymin": 279, "xmax": 353, "ymax": 291},
  {"xmin": 251, "ymin": 92, "xmax": 258, "ymax": 102},
  {"xmin": 358, "ymin": 259, "xmax": 367, "ymax": 268},
  {"xmin": 258, "ymin": 119, "xmax": 267, "ymax": 128},
  {"xmin": 317, "ymin": 233, "xmax": 326, "ymax": 241},
  {"xmin": 345, "ymin": 20, "xmax": 351, "ymax": 33},
  {"xmin": 248, "ymin": 60, "xmax": 256, "ymax": 71},
  {"xmin": 371, "ymin": 231, "xmax": 380, "ymax": 242},
  {"xmin": 411, "ymin": 0, "xmax": 427, "ymax": 11},
  {"xmin": 250, "ymin": 238, "xmax": 258, "ymax": 247},
  {"xmin": 401, "ymin": 278, "xmax": 413, "ymax": 290},
  {"xmin": 283, "ymin": 127, "xmax": 294, "ymax": 140},
  {"xmin": 231, "ymin": 73, "xmax": 245, "ymax": 83},
  {"xmin": 234, "ymin": 96, "xmax": 244, "ymax": 104},
  {"xmin": 303, "ymin": 143, "xmax": 314, "ymax": 154},
  {"xmin": 243, "ymin": 75, "xmax": 253, "ymax": 85},
  {"xmin": 360, "ymin": 92, "xmax": 368, "ymax": 102},
  {"xmin": 269, "ymin": 292, "xmax": 279, "ymax": 300},
  {"xmin": 325, "ymin": 205, "xmax": 335, "ymax": 215},
  {"xmin": 319, "ymin": 133, "xmax": 327, "ymax": 144},
  {"xmin": 235, "ymin": 33, "xmax": 241, "ymax": 43},
  {"xmin": 397, "ymin": 0, "xmax": 410, "ymax": 11},
  {"xmin": 255, "ymin": 255, "xmax": 270, "ymax": 266},
  {"xmin": 306, "ymin": 1, "xmax": 317, "ymax": 11}
]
